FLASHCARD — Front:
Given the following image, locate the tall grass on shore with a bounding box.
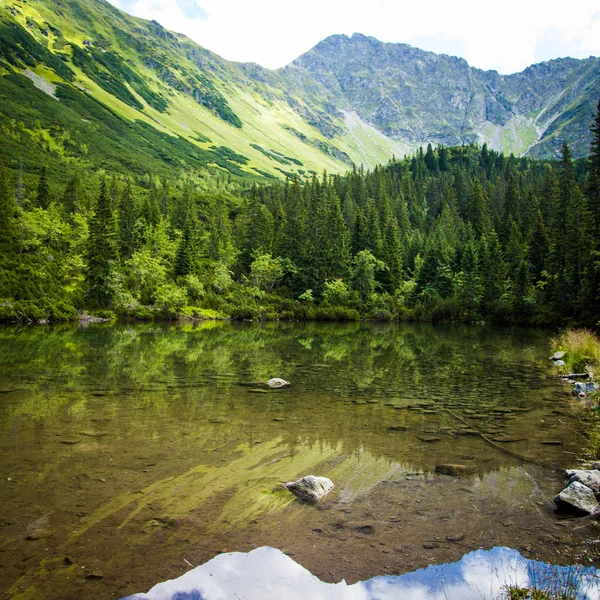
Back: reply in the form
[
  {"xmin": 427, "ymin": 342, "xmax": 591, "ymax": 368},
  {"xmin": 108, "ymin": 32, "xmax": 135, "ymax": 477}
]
[
  {"xmin": 552, "ymin": 329, "xmax": 600, "ymax": 460},
  {"xmin": 551, "ymin": 329, "xmax": 600, "ymax": 374}
]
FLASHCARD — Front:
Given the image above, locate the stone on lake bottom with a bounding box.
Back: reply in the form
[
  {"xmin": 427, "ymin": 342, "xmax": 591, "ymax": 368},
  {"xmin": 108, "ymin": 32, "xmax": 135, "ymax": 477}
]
[
  {"xmin": 554, "ymin": 481, "xmax": 599, "ymax": 515},
  {"xmin": 284, "ymin": 475, "xmax": 333, "ymax": 502},
  {"xmin": 435, "ymin": 464, "xmax": 474, "ymax": 476},
  {"xmin": 267, "ymin": 378, "xmax": 291, "ymax": 388}
]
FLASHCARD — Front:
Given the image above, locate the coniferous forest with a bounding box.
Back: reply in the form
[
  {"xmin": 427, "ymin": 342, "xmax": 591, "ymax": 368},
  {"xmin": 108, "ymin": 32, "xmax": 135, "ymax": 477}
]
[{"xmin": 1, "ymin": 100, "xmax": 600, "ymax": 327}]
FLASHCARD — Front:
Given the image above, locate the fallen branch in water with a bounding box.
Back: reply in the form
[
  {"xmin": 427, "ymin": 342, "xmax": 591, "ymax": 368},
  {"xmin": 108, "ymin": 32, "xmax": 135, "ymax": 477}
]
[
  {"xmin": 557, "ymin": 373, "xmax": 590, "ymax": 380},
  {"xmin": 444, "ymin": 408, "xmax": 561, "ymax": 472}
]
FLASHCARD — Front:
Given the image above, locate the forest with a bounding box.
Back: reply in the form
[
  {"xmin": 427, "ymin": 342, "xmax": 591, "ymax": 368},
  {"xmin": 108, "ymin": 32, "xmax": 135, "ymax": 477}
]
[{"xmin": 1, "ymin": 100, "xmax": 599, "ymax": 327}]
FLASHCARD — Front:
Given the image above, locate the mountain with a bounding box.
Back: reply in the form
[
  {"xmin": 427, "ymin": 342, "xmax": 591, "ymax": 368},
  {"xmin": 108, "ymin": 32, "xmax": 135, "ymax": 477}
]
[
  {"xmin": 286, "ymin": 33, "xmax": 600, "ymax": 159},
  {"xmin": 0, "ymin": 0, "xmax": 598, "ymax": 182}
]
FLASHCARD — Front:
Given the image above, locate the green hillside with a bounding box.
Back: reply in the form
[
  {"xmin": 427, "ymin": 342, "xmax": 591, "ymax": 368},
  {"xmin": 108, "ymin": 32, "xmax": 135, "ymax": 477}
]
[{"xmin": 0, "ymin": 0, "xmax": 408, "ymax": 182}]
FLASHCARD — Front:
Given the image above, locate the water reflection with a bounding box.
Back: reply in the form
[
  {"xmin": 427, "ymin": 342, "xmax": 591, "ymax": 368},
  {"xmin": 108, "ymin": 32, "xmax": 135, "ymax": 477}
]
[
  {"xmin": 122, "ymin": 546, "xmax": 600, "ymax": 600},
  {"xmin": 0, "ymin": 322, "xmax": 590, "ymax": 599}
]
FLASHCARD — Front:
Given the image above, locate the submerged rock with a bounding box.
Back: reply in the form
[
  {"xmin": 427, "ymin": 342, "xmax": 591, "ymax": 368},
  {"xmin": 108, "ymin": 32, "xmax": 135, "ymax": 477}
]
[
  {"xmin": 554, "ymin": 481, "xmax": 599, "ymax": 515},
  {"xmin": 267, "ymin": 378, "xmax": 291, "ymax": 389},
  {"xmin": 565, "ymin": 469, "xmax": 600, "ymax": 493},
  {"xmin": 284, "ymin": 475, "xmax": 333, "ymax": 502},
  {"xmin": 435, "ymin": 464, "xmax": 474, "ymax": 476}
]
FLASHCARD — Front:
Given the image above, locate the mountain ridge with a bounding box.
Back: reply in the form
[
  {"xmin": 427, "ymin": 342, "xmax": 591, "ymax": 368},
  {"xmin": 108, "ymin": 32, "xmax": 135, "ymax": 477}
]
[
  {"xmin": 0, "ymin": 0, "xmax": 598, "ymax": 182},
  {"xmin": 286, "ymin": 32, "xmax": 600, "ymax": 158}
]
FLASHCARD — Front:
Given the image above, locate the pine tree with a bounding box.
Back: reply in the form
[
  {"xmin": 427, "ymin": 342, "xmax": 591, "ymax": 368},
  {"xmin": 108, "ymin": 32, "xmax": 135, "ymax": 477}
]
[
  {"xmin": 528, "ymin": 207, "xmax": 550, "ymax": 283},
  {"xmin": 0, "ymin": 168, "xmax": 17, "ymax": 246},
  {"xmin": 175, "ymin": 215, "xmax": 194, "ymax": 278},
  {"xmin": 86, "ymin": 179, "xmax": 119, "ymax": 307},
  {"xmin": 119, "ymin": 180, "xmax": 137, "ymax": 261},
  {"xmin": 381, "ymin": 215, "xmax": 403, "ymax": 291},
  {"xmin": 466, "ymin": 179, "xmax": 492, "ymax": 237},
  {"xmin": 587, "ymin": 99, "xmax": 600, "ymax": 240},
  {"xmin": 480, "ymin": 230, "xmax": 507, "ymax": 313},
  {"xmin": 61, "ymin": 174, "xmax": 85, "ymax": 215},
  {"xmin": 424, "ymin": 143, "xmax": 439, "ymax": 174},
  {"xmin": 502, "ymin": 174, "xmax": 522, "ymax": 239},
  {"xmin": 36, "ymin": 167, "xmax": 51, "ymax": 210}
]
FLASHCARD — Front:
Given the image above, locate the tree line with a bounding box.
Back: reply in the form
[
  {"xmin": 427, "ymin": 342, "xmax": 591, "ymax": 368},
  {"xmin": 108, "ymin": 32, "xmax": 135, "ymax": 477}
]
[{"xmin": 1, "ymin": 100, "xmax": 599, "ymax": 326}]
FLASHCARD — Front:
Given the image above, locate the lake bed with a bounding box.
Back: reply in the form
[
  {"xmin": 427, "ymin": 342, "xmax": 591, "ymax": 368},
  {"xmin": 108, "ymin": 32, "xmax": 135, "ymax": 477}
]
[{"xmin": 0, "ymin": 321, "xmax": 597, "ymax": 599}]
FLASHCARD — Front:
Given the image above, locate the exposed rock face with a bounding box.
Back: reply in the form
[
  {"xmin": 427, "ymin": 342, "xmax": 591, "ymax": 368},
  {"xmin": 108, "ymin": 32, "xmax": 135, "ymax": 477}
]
[
  {"xmin": 554, "ymin": 481, "xmax": 599, "ymax": 515},
  {"xmin": 284, "ymin": 475, "xmax": 334, "ymax": 502},
  {"xmin": 285, "ymin": 33, "xmax": 600, "ymax": 158}
]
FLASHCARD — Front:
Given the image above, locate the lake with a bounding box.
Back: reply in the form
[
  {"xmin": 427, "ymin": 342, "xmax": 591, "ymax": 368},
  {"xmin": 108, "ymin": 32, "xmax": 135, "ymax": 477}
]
[{"xmin": 0, "ymin": 321, "xmax": 597, "ymax": 599}]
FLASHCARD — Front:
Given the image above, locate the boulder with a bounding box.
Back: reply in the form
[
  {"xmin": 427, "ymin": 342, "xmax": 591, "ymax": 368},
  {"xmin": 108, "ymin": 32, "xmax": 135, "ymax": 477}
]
[
  {"xmin": 573, "ymin": 382, "xmax": 596, "ymax": 397},
  {"xmin": 267, "ymin": 378, "xmax": 291, "ymax": 388},
  {"xmin": 565, "ymin": 469, "xmax": 600, "ymax": 493},
  {"xmin": 284, "ymin": 475, "xmax": 333, "ymax": 502},
  {"xmin": 554, "ymin": 481, "xmax": 599, "ymax": 515}
]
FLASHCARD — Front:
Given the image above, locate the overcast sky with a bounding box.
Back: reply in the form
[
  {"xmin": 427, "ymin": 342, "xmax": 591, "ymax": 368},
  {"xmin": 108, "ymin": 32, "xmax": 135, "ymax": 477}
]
[{"xmin": 107, "ymin": 0, "xmax": 600, "ymax": 74}]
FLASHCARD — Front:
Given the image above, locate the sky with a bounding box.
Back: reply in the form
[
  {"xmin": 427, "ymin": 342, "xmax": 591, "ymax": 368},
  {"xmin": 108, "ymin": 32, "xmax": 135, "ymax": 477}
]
[{"xmin": 107, "ymin": 0, "xmax": 600, "ymax": 75}]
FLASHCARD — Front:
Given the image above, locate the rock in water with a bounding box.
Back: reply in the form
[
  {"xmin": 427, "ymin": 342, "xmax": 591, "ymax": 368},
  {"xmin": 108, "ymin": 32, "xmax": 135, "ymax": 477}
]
[
  {"xmin": 554, "ymin": 481, "xmax": 599, "ymax": 515},
  {"xmin": 435, "ymin": 464, "xmax": 474, "ymax": 476},
  {"xmin": 565, "ymin": 469, "xmax": 600, "ymax": 493},
  {"xmin": 267, "ymin": 378, "xmax": 291, "ymax": 388},
  {"xmin": 284, "ymin": 475, "xmax": 333, "ymax": 502}
]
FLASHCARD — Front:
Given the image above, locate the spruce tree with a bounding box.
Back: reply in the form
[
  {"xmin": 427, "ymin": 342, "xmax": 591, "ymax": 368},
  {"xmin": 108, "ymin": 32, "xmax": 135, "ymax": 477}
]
[
  {"xmin": 175, "ymin": 216, "xmax": 194, "ymax": 278},
  {"xmin": 86, "ymin": 180, "xmax": 119, "ymax": 307},
  {"xmin": 0, "ymin": 168, "xmax": 17, "ymax": 246},
  {"xmin": 119, "ymin": 180, "xmax": 137, "ymax": 261},
  {"xmin": 587, "ymin": 98, "xmax": 600, "ymax": 240},
  {"xmin": 36, "ymin": 167, "xmax": 51, "ymax": 210}
]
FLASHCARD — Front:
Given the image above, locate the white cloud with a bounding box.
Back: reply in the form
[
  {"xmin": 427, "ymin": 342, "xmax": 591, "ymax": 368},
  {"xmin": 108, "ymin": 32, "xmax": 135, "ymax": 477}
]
[{"xmin": 107, "ymin": 0, "xmax": 600, "ymax": 74}]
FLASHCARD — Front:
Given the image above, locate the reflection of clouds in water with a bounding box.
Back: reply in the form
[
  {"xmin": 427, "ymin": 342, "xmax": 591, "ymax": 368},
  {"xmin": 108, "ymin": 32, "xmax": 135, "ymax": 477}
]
[
  {"xmin": 122, "ymin": 546, "xmax": 600, "ymax": 600},
  {"xmin": 460, "ymin": 550, "xmax": 529, "ymax": 599}
]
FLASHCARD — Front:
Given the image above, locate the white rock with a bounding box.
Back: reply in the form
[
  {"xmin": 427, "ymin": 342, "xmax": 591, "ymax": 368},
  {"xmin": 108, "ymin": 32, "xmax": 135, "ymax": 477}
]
[
  {"xmin": 284, "ymin": 475, "xmax": 333, "ymax": 502},
  {"xmin": 565, "ymin": 469, "xmax": 600, "ymax": 493},
  {"xmin": 554, "ymin": 481, "xmax": 599, "ymax": 515},
  {"xmin": 267, "ymin": 378, "xmax": 290, "ymax": 388}
]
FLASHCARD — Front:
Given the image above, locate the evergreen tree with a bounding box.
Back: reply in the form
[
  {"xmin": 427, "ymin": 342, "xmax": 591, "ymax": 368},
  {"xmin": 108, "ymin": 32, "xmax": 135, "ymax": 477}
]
[
  {"xmin": 381, "ymin": 215, "xmax": 403, "ymax": 291},
  {"xmin": 587, "ymin": 99, "xmax": 600, "ymax": 241},
  {"xmin": 0, "ymin": 168, "xmax": 17, "ymax": 246},
  {"xmin": 175, "ymin": 215, "xmax": 195, "ymax": 278},
  {"xmin": 62, "ymin": 174, "xmax": 86, "ymax": 215},
  {"xmin": 528, "ymin": 207, "xmax": 550, "ymax": 282},
  {"xmin": 466, "ymin": 179, "xmax": 492, "ymax": 237},
  {"xmin": 119, "ymin": 180, "xmax": 138, "ymax": 261},
  {"xmin": 86, "ymin": 180, "xmax": 119, "ymax": 307},
  {"xmin": 480, "ymin": 230, "xmax": 507, "ymax": 313},
  {"xmin": 35, "ymin": 167, "xmax": 51, "ymax": 209}
]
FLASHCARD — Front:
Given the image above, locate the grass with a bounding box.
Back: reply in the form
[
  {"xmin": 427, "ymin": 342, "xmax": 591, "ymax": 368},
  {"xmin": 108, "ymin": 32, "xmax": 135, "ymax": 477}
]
[
  {"xmin": 551, "ymin": 329, "xmax": 600, "ymax": 374},
  {"xmin": 552, "ymin": 329, "xmax": 600, "ymax": 461}
]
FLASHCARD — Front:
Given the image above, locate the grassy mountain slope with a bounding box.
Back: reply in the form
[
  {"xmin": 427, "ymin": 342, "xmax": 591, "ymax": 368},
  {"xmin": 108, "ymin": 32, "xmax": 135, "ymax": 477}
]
[
  {"xmin": 0, "ymin": 0, "xmax": 597, "ymax": 184},
  {"xmin": 0, "ymin": 0, "xmax": 407, "ymax": 181}
]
